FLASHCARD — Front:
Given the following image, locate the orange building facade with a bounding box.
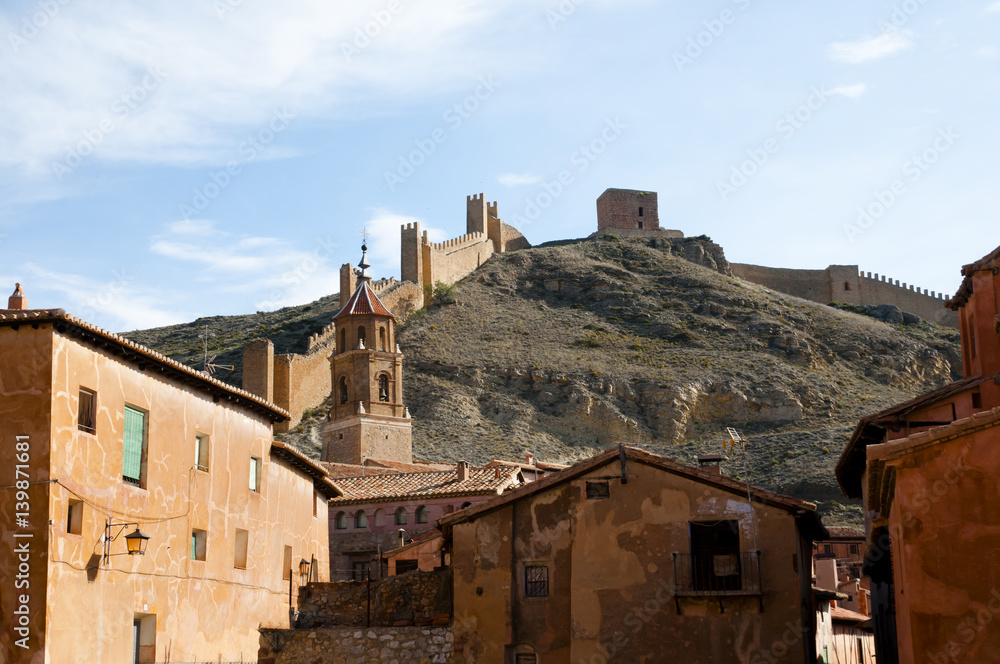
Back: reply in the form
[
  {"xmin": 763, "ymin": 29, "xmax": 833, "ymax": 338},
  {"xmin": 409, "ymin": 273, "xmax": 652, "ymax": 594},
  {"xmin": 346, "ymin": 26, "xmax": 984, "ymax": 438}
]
[{"xmin": 0, "ymin": 303, "xmax": 333, "ymax": 663}]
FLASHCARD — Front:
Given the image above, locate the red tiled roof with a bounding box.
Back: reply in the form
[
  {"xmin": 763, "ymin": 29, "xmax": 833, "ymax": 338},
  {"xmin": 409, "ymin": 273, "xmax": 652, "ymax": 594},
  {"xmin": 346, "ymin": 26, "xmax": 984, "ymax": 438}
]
[
  {"xmin": 320, "ymin": 459, "xmax": 455, "ymax": 478},
  {"xmin": 328, "ymin": 467, "xmax": 522, "ymax": 505},
  {"xmin": 334, "ymin": 281, "xmax": 393, "ymax": 319},
  {"xmin": 270, "ymin": 441, "xmax": 341, "ymax": 499},
  {"xmin": 946, "ymin": 244, "xmax": 1000, "ymax": 310},
  {"xmin": 485, "ymin": 459, "xmax": 569, "ymax": 473},
  {"xmin": 831, "ymin": 606, "xmax": 871, "ymax": 624},
  {"xmin": 439, "ymin": 446, "xmax": 827, "ymax": 540},
  {"xmin": 0, "ymin": 309, "xmax": 288, "ymax": 422}
]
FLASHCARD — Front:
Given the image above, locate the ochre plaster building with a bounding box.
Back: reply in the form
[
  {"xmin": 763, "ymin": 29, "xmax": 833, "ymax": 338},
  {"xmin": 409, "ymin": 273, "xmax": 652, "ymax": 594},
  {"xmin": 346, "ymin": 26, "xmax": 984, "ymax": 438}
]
[
  {"xmin": 438, "ymin": 445, "xmax": 828, "ymax": 663},
  {"xmin": 836, "ymin": 244, "xmax": 1000, "ymax": 664},
  {"xmin": 0, "ymin": 291, "xmax": 334, "ymax": 663}
]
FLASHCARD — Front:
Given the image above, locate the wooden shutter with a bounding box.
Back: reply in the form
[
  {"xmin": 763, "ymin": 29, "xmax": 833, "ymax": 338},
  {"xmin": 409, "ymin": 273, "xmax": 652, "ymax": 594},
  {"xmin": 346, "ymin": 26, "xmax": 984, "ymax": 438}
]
[{"xmin": 122, "ymin": 407, "xmax": 144, "ymax": 482}]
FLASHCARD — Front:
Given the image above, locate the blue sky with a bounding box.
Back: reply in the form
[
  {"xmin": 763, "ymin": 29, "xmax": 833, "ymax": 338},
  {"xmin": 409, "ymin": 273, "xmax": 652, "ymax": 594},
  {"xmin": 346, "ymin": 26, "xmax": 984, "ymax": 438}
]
[{"xmin": 1, "ymin": 0, "xmax": 996, "ymax": 332}]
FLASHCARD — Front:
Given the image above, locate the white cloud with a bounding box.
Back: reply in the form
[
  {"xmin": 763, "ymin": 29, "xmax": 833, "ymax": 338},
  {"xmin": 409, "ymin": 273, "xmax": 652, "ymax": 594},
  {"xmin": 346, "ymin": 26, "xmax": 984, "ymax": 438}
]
[
  {"xmin": 828, "ymin": 30, "xmax": 914, "ymax": 64},
  {"xmin": 988, "ymin": 2, "xmax": 1000, "ymax": 12},
  {"xmin": 977, "ymin": 46, "xmax": 998, "ymax": 59},
  {"xmin": 497, "ymin": 172, "xmax": 543, "ymax": 187},
  {"xmin": 21, "ymin": 263, "xmax": 188, "ymax": 331},
  {"xmin": 0, "ymin": 0, "xmax": 534, "ymax": 176},
  {"xmin": 828, "ymin": 83, "xmax": 868, "ymax": 99},
  {"xmin": 356, "ymin": 209, "xmax": 448, "ymax": 281}
]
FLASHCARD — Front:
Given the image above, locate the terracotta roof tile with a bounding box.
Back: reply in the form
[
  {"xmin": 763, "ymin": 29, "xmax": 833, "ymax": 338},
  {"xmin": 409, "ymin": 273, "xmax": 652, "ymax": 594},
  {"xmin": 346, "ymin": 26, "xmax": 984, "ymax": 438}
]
[
  {"xmin": 334, "ymin": 281, "xmax": 393, "ymax": 319},
  {"xmin": 328, "ymin": 467, "xmax": 521, "ymax": 505},
  {"xmin": 831, "ymin": 606, "xmax": 871, "ymax": 624}
]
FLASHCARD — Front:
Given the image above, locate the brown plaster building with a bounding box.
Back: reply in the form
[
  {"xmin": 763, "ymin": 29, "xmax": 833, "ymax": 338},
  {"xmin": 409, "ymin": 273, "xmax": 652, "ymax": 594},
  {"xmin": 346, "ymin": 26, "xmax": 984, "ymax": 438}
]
[
  {"xmin": 438, "ymin": 445, "xmax": 828, "ymax": 663},
  {"xmin": 836, "ymin": 244, "xmax": 1000, "ymax": 663},
  {"xmin": 0, "ymin": 294, "xmax": 333, "ymax": 663}
]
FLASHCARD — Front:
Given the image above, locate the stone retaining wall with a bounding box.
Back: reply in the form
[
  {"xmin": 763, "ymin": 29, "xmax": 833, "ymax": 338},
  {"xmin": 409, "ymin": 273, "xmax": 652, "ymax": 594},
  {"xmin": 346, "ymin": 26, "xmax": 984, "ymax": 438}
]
[{"xmin": 259, "ymin": 626, "xmax": 454, "ymax": 664}]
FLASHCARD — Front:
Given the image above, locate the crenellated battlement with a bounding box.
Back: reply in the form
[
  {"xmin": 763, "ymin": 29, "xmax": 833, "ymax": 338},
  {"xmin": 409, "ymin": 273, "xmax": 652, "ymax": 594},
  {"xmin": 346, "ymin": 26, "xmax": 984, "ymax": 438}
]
[
  {"xmin": 429, "ymin": 232, "xmax": 488, "ymax": 253},
  {"xmin": 859, "ymin": 271, "xmax": 949, "ymax": 300}
]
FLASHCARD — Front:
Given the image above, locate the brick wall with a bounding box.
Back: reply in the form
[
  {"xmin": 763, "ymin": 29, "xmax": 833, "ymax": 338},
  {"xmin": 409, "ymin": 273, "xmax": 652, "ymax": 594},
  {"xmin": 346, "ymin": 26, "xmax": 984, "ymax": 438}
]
[
  {"xmin": 259, "ymin": 626, "xmax": 453, "ymax": 664},
  {"xmin": 597, "ymin": 188, "xmax": 660, "ymax": 232},
  {"xmin": 296, "ymin": 569, "xmax": 453, "ymax": 628}
]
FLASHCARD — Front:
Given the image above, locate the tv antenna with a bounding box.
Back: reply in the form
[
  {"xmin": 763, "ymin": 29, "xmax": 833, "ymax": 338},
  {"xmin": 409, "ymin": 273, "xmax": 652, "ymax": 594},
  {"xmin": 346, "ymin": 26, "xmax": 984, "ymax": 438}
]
[
  {"xmin": 198, "ymin": 325, "xmax": 234, "ymax": 376},
  {"xmin": 723, "ymin": 427, "xmax": 759, "ymax": 553}
]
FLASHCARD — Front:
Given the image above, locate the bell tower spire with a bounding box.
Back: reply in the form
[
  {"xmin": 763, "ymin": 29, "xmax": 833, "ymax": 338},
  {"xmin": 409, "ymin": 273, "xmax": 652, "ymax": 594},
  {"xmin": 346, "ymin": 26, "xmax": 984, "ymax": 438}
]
[{"xmin": 321, "ymin": 243, "xmax": 412, "ymax": 464}]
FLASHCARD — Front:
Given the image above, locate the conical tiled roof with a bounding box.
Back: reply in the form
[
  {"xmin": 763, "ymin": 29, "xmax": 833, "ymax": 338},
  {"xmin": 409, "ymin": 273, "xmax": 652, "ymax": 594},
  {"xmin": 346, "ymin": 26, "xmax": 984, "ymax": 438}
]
[{"xmin": 334, "ymin": 280, "xmax": 393, "ymax": 319}]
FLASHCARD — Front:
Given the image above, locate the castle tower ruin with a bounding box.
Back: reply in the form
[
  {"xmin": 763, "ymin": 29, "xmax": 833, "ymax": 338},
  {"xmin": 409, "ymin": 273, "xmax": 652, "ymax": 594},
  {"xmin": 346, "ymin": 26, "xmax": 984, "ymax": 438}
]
[{"xmin": 321, "ymin": 244, "xmax": 413, "ymax": 464}]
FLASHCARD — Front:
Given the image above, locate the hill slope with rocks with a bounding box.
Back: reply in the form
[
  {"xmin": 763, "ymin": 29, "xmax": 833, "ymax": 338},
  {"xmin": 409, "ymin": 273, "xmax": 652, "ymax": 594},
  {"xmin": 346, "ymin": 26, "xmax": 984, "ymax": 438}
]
[{"xmin": 126, "ymin": 237, "xmax": 960, "ymax": 526}]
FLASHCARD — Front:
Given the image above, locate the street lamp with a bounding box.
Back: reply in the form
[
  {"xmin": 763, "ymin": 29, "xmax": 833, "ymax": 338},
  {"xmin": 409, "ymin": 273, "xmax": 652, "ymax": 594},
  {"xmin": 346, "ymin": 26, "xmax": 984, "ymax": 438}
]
[
  {"xmin": 103, "ymin": 520, "xmax": 151, "ymax": 565},
  {"xmin": 299, "ymin": 558, "xmax": 312, "ymax": 580}
]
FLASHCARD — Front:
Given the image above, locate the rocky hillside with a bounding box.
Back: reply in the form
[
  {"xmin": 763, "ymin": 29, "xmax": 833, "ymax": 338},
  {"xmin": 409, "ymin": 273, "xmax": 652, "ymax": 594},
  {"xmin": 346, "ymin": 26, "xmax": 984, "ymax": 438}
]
[{"xmin": 126, "ymin": 237, "xmax": 960, "ymax": 526}]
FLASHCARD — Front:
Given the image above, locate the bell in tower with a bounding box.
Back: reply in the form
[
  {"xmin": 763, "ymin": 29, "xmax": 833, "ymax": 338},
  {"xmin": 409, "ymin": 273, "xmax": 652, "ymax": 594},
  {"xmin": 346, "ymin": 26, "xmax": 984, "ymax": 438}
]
[{"xmin": 321, "ymin": 243, "xmax": 413, "ymax": 464}]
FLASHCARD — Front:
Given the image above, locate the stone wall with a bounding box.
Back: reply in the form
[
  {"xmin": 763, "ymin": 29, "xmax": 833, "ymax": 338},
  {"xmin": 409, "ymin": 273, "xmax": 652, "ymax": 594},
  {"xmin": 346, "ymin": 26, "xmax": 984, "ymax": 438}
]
[
  {"xmin": 597, "ymin": 187, "xmax": 660, "ymax": 232},
  {"xmin": 259, "ymin": 626, "xmax": 453, "ymax": 664},
  {"xmin": 296, "ymin": 569, "xmax": 453, "ymax": 628},
  {"xmin": 731, "ymin": 262, "xmax": 958, "ymax": 327},
  {"xmin": 272, "ymin": 341, "xmax": 335, "ymax": 433}
]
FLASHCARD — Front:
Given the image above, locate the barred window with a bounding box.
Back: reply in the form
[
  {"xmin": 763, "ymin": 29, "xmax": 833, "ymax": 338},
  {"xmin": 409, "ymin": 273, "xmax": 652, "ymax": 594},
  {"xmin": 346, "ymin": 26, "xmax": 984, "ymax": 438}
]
[{"xmin": 524, "ymin": 564, "xmax": 548, "ymax": 598}]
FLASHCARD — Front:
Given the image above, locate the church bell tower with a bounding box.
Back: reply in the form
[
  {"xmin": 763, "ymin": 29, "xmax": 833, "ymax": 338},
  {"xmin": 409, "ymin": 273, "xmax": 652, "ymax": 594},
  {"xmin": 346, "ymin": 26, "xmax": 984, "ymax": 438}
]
[{"xmin": 321, "ymin": 244, "xmax": 412, "ymax": 464}]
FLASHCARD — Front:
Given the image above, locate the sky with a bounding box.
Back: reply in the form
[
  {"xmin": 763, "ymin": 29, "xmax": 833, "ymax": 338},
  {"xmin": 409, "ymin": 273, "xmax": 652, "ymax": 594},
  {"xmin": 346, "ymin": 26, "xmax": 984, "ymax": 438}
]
[{"xmin": 0, "ymin": 0, "xmax": 997, "ymax": 333}]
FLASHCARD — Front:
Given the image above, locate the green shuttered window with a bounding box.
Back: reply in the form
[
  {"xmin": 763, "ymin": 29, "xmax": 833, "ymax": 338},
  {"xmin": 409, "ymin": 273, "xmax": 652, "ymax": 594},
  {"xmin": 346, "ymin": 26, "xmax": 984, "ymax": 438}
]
[{"xmin": 123, "ymin": 406, "xmax": 145, "ymax": 484}]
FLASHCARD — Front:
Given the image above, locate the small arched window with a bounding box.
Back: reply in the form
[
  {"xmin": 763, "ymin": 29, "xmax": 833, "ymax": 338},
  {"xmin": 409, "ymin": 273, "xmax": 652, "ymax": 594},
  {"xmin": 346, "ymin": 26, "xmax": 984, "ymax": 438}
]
[
  {"xmin": 461, "ymin": 501, "xmax": 473, "ymax": 509},
  {"xmin": 379, "ymin": 375, "xmax": 389, "ymax": 402},
  {"xmin": 355, "ymin": 510, "xmax": 367, "ymax": 528},
  {"xmin": 416, "ymin": 506, "xmax": 429, "ymax": 524},
  {"xmin": 339, "ymin": 376, "xmax": 348, "ymax": 405},
  {"xmin": 358, "ymin": 326, "xmax": 366, "ymax": 348},
  {"xmin": 335, "ymin": 511, "xmax": 347, "ymax": 530},
  {"xmin": 844, "ymin": 281, "xmax": 851, "ymax": 291},
  {"xmin": 340, "ymin": 328, "xmax": 346, "ymax": 352},
  {"xmin": 379, "ymin": 327, "xmax": 387, "ymax": 351},
  {"xmin": 395, "ymin": 507, "xmax": 407, "ymax": 525},
  {"xmin": 638, "ymin": 207, "xmax": 644, "ymax": 217}
]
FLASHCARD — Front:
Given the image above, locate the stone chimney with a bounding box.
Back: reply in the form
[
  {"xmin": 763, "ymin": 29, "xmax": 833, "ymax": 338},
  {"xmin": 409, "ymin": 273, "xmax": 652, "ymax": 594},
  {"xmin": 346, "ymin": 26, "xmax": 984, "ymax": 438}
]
[
  {"xmin": 525, "ymin": 452, "xmax": 535, "ymax": 465},
  {"xmin": 697, "ymin": 454, "xmax": 724, "ymax": 476},
  {"xmin": 242, "ymin": 339, "xmax": 274, "ymax": 402},
  {"xmin": 8, "ymin": 283, "xmax": 27, "ymax": 310},
  {"xmin": 456, "ymin": 460, "xmax": 469, "ymax": 482},
  {"xmin": 494, "ymin": 467, "xmax": 502, "ymax": 479}
]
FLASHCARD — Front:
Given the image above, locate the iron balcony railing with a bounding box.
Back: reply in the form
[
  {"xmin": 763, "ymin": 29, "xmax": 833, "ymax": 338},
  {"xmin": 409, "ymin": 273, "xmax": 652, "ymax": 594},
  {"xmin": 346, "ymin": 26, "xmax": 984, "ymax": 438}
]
[{"xmin": 672, "ymin": 551, "xmax": 763, "ymax": 596}]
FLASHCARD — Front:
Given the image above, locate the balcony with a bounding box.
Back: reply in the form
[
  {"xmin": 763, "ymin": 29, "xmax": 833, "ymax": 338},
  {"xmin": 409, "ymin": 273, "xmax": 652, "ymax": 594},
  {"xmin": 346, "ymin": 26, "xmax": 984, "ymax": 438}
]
[{"xmin": 671, "ymin": 551, "xmax": 764, "ymax": 613}]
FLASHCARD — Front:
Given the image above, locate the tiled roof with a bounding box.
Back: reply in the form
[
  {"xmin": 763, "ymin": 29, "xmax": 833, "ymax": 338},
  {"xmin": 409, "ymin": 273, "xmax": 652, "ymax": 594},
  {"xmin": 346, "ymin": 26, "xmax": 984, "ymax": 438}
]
[
  {"xmin": 439, "ymin": 446, "xmax": 827, "ymax": 540},
  {"xmin": 328, "ymin": 467, "xmax": 522, "ymax": 505},
  {"xmin": 320, "ymin": 459, "xmax": 455, "ymax": 478},
  {"xmin": 334, "ymin": 280, "xmax": 393, "ymax": 319},
  {"xmin": 270, "ymin": 441, "xmax": 341, "ymax": 499},
  {"xmin": 831, "ymin": 606, "xmax": 871, "ymax": 624},
  {"xmin": 0, "ymin": 308, "xmax": 288, "ymax": 422},
  {"xmin": 822, "ymin": 526, "xmax": 864, "ymax": 540},
  {"xmin": 485, "ymin": 459, "xmax": 569, "ymax": 473}
]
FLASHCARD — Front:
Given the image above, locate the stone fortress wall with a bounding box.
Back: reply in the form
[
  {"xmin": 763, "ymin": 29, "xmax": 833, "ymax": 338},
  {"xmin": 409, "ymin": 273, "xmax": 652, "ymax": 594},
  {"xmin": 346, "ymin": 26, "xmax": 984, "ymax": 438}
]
[
  {"xmin": 730, "ymin": 262, "xmax": 959, "ymax": 327},
  {"xmin": 245, "ymin": 194, "xmax": 529, "ymax": 431}
]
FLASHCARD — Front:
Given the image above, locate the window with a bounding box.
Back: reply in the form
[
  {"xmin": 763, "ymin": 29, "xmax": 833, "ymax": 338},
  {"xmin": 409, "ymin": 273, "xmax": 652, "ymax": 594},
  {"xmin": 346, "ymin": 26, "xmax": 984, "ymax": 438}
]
[
  {"xmin": 67, "ymin": 499, "xmax": 83, "ymax": 535},
  {"xmin": 339, "ymin": 377, "xmax": 348, "ymax": 405},
  {"xmin": 844, "ymin": 281, "xmax": 851, "ymax": 291},
  {"xmin": 340, "ymin": 328, "xmax": 346, "ymax": 352},
  {"xmin": 249, "ymin": 457, "xmax": 261, "ymax": 492},
  {"xmin": 638, "ymin": 207, "xmax": 643, "ymax": 217},
  {"xmin": 352, "ymin": 560, "xmax": 370, "ymax": 581},
  {"xmin": 973, "ymin": 392, "xmax": 983, "ymax": 409},
  {"xmin": 78, "ymin": 388, "xmax": 96, "ymax": 433},
  {"xmin": 586, "ymin": 480, "xmax": 610, "ymax": 499},
  {"xmin": 824, "ymin": 544, "xmax": 833, "ymax": 554},
  {"xmin": 358, "ymin": 326, "xmax": 366, "ymax": 348},
  {"xmin": 395, "ymin": 559, "xmax": 419, "ymax": 575},
  {"xmin": 379, "ymin": 375, "xmax": 390, "ymax": 402},
  {"xmin": 690, "ymin": 520, "xmax": 741, "ymax": 591},
  {"xmin": 335, "ymin": 511, "xmax": 347, "ymax": 530},
  {"xmin": 122, "ymin": 405, "xmax": 147, "ymax": 487},
  {"xmin": 234, "ymin": 529, "xmax": 249, "ymax": 569},
  {"xmin": 638, "ymin": 221, "xmax": 643, "ymax": 229},
  {"xmin": 194, "ymin": 434, "xmax": 209, "ymax": 472},
  {"xmin": 857, "ymin": 638, "xmax": 863, "ymax": 664},
  {"xmin": 379, "ymin": 327, "xmax": 387, "ymax": 351},
  {"xmin": 355, "ymin": 510, "xmax": 367, "ymax": 528},
  {"xmin": 395, "ymin": 507, "xmax": 407, "ymax": 525},
  {"xmin": 282, "ymin": 545, "xmax": 292, "ymax": 580},
  {"xmin": 850, "ymin": 544, "xmax": 859, "ymax": 555},
  {"xmin": 524, "ymin": 563, "xmax": 548, "ymax": 598},
  {"xmin": 416, "ymin": 506, "xmax": 429, "ymax": 524},
  {"xmin": 191, "ymin": 529, "xmax": 207, "ymax": 561}
]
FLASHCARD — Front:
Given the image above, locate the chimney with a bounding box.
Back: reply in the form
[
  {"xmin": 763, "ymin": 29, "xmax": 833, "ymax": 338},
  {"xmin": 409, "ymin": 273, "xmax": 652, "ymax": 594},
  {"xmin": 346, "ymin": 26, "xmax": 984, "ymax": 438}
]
[
  {"xmin": 525, "ymin": 452, "xmax": 535, "ymax": 465},
  {"xmin": 8, "ymin": 283, "xmax": 27, "ymax": 310},
  {"xmin": 457, "ymin": 460, "xmax": 469, "ymax": 482},
  {"xmin": 697, "ymin": 455, "xmax": 724, "ymax": 476},
  {"xmin": 494, "ymin": 467, "xmax": 501, "ymax": 479}
]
